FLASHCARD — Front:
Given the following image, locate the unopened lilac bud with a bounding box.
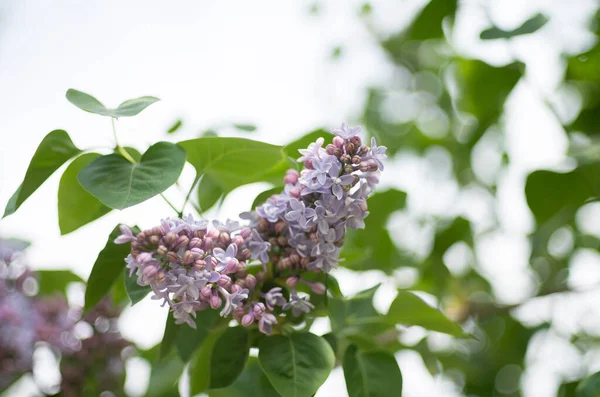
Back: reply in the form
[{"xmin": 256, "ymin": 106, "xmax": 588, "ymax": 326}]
[
  {"xmin": 166, "ymin": 251, "xmax": 179, "ymax": 264},
  {"xmin": 309, "ymin": 232, "xmax": 318, "ymax": 243},
  {"xmin": 151, "ymin": 226, "xmax": 162, "ymax": 236},
  {"xmin": 142, "ymin": 265, "xmax": 158, "ymax": 280},
  {"xmin": 210, "ymin": 295, "xmax": 222, "ymax": 309},
  {"xmin": 189, "ymin": 237, "xmax": 203, "ymax": 249},
  {"xmin": 225, "ymin": 258, "xmax": 239, "ymax": 274},
  {"xmin": 325, "ymin": 144, "xmax": 336, "ymax": 155},
  {"xmin": 175, "ymin": 236, "xmax": 189, "ymax": 249},
  {"xmin": 218, "ymin": 275, "xmax": 232, "ymax": 288},
  {"xmin": 345, "ymin": 142, "xmax": 355, "ymax": 153},
  {"xmin": 333, "ymin": 136, "xmax": 344, "ymax": 148},
  {"xmin": 304, "ymin": 159, "xmax": 314, "ymax": 169},
  {"xmin": 203, "ymin": 237, "xmax": 214, "ymax": 251},
  {"xmin": 359, "ymin": 161, "xmax": 369, "ymax": 172},
  {"xmin": 236, "ymin": 261, "xmax": 246, "ymax": 272},
  {"xmin": 334, "ymin": 148, "xmax": 343, "ymax": 157},
  {"xmin": 163, "ymin": 232, "xmax": 177, "ymax": 247},
  {"xmin": 352, "ymin": 155, "xmax": 361, "ymax": 165},
  {"xmin": 219, "ymin": 232, "xmax": 230, "ymax": 245},
  {"xmin": 232, "ymin": 235, "xmax": 244, "ymax": 248},
  {"xmin": 344, "ymin": 165, "xmax": 354, "ymax": 174},
  {"xmin": 231, "ymin": 284, "xmax": 243, "ymax": 294},
  {"xmin": 193, "ymin": 259, "xmax": 206, "ymax": 270},
  {"xmin": 286, "ymin": 277, "xmax": 299, "ymax": 288},
  {"xmin": 241, "ymin": 248, "xmax": 252, "ymax": 260},
  {"xmin": 359, "ymin": 144, "xmax": 368, "ymax": 154},
  {"xmin": 241, "ymin": 313, "xmax": 254, "ymax": 327},
  {"xmin": 284, "ymin": 173, "xmax": 298, "ymax": 185},
  {"xmin": 201, "ymin": 286, "xmax": 213, "ymax": 298},
  {"xmin": 253, "ymin": 302, "xmax": 265, "ymax": 315},
  {"xmin": 182, "ymin": 250, "xmax": 194, "ymax": 265},
  {"xmin": 277, "ymin": 236, "xmax": 288, "ymax": 246},
  {"xmin": 289, "ymin": 253, "xmax": 300, "ymax": 264},
  {"xmin": 194, "ymin": 229, "xmax": 206, "ymax": 239},
  {"xmin": 310, "ymin": 282, "xmax": 326, "ymax": 295},
  {"xmin": 233, "ymin": 307, "xmax": 245, "ymax": 321},
  {"xmin": 150, "ymin": 235, "xmax": 160, "ymax": 246},
  {"xmin": 207, "ymin": 229, "xmax": 220, "ymax": 240},
  {"xmin": 245, "ymin": 274, "xmax": 257, "ymax": 289},
  {"xmin": 157, "ymin": 245, "xmax": 168, "ymax": 256},
  {"xmin": 136, "ymin": 232, "xmax": 147, "ymax": 241},
  {"xmin": 156, "ymin": 270, "xmax": 166, "ymax": 284},
  {"xmin": 349, "ymin": 135, "xmax": 362, "ymax": 146},
  {"xmin": 340, "ymin": 154, "xmax": 351, "ymax": 163},
  {"xmin": 275, "ymin": 221, "xmax": 287, "ymax": 234},
  {"xmin": 258, "ymin": 218, "xmax": 270, "ymax": 232},
  {"xmin": 269, "ymin": 237, "xmax": 278, "ymax": 246},
  {"xmin": 255, "ymin": 271, "xmax": 266, "ymax": 282},
  {"xmin": 368, "ymin": 159, "xmax": 378, "ymax": 171},
  {"xmin": 240, "ymin": 227, "xmax": 252, "ymax": 239},
  {"xmin": 137, "ymin": 252, "xmax": 152, "ymax": 263},
  {"xmin": 300, "ymin": 257, "xmax": 310, "ymax": 268},
  {"xmin": 288, "ymin": 186, "xmax": 302, "ymax": 198}
]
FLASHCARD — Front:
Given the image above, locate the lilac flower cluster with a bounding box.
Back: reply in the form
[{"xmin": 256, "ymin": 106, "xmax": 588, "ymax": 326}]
[{"xmin": 115, "ymin": 124, "xmax": 386, "ymax": 334}]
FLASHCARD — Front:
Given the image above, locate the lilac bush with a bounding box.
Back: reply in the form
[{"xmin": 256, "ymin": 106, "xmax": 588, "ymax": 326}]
[{"xmin": 115, "ymin": 124, "xmax": 386, "ymax": 334}]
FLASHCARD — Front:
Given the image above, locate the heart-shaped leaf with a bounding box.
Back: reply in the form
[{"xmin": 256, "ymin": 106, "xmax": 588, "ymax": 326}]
[
  {"xmin": 3, "ymin": 130, "xmax": 81, "ymax": 218},
  {"xmin": 208, "ymin": 357, "xmax": 281, "ymax": 397},
  {"xmin": 58, "ymin": 153, "xmax": 112, "ymax": 234},
  {"xmin": 386, "ymin": 290, "xmax": 468, "ymax": 337},
  {"xmin": 78, "ymin": 142, "xmax": 186, "ymax": 209},
  {"xmin": 343, "ymin": 345, "xmax": 403, "ymax": 397},
  {"xmin": 259, "ymin": 332, "xmax": 335, "ymax": 397},
  {"xmin": 85, "ymin": 226, "xmax": 135, "ymax": 311},
  {"xmin": 66, "ymin": 88, "xmax": 159, "ymax": 118}
]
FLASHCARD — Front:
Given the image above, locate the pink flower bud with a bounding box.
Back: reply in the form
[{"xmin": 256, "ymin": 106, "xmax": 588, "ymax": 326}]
[
  {"xmin": 289, "ymin": 253, "xmax": 300, "ymax": 264},
  {"xmin": 310, "ymin": 282, "xmax": 326, "ymax": 295},
  {"xmin": 142, "ymin": 265, "xmax": 158, "ymax": 280},
  {"xmin": 219, "ymin": 232, "xmax": 230, "ymax": 245},
  {"xmin": 137, "ymin": 252, "xmax": 152, "ymax": 263},
  {"xmin": 189, "ymin": 237, "xmax": 203, "ymax": 249},
  {"xmin": 349, "ymin": 136, "xmax": 362, "ymax": 147},
  {"xmin": 225, "ymin": 258, "xmax": 239, "ymax": 274},
  {"xmin": 182, "ymin": 250, "xmax": 194, "ymax": 265},
  {"xmin": 240, "ymin": 227, "xmax": 252, "ymax": 239},
  {"xmin": 231, "ymin": 284, "xmax": 242, "ymax": 293},
  {"xmin": 284, "ymin": 173, "xmax": 299, "ymax": 185},
  {"xmin": 193, "ymin": 259, "xmax": 206, "ymax": 270},
  {"xmin": 275, "ymin": 221, "xmax": 287, "ymax": 234},
  {"xmin": 156, "ymin": 270, "xmax": 166, "ymax": 284},
  {"xmin": 166, "ymin": 251, "xmax": 179, "ymax": 264},
  {"xmin": 325, "ymin": 144, "xmax": 336, "ymax": 155},
  {"xmin": 233, "ymin": 307, "xmax": 245, "ymax": 321},
  {"xmin": 345, "ymin": 142, "xmax": 356, "ymax": 153},
  {"xmin": 359, "ymin": 161, "xmax": 369, "ymax": 172},
  {"xmin": 157, "ymin": 245, "xmax": 168, "ymax": 256},
  {"xmin": 200, "ymin": 286, "xmax": 213, "ymax": 298},
  {"xmin": 286, "ymin": 277, "xmax": 299, "ymax": 288},
  {"xmin": 163, "ymin": 232, "xmax": 177, "ymax": 247},
  {"xmin": 241, "ymin": 248, "xmax": 252, "ymax": 260},
  {"xmin": 245, "ymin": 274, "xmax": 257, "ymax": 289},
  {"xmin": 289, "ymin": 186, "xmax": 302, "ymax": 198},
  {"xmin": 207, "ymin": 229, "xmax": 220, "ymax": 240},
  {"xmin": 151, "ymin": 226, "xmax": 162, "ymax": 236},
  {"xmin": 218, "ymin": 275, "xmax": 232, "ymax": 288},
  {"xmin": 253, "ymin": 302, "xmax": 265, "ymax": 315},
  {"xmin": 241, "ymin": 313, "xmax": 254, "ymax": 327},
  {"xmin": 210, "ymin": 295, "xmax": 222, "ymax": 309},
  {"xmin": 304, "ymin": 159, "xmax": 314, "ymax": 169},
  {"xmin": 175, "ymin": 236, "xmax": 189, "ymax": 250},
  {"xmin": 232, "ymin": 235, "xmax": 244, "ymax": 248},
  {"xmin": 333, "ymin": 136, "xmax": 344, "ymax": 148},
  {"xmin": 352, "ymin": 155, "xmax": 361, "ymax": 165},
  {"xmin": 150, "ymin": 235, "xmax": 160, "ymax": 246},
  {"xmin": 203, "ymin": 237, "xmax": 214, "ymax": 251}
]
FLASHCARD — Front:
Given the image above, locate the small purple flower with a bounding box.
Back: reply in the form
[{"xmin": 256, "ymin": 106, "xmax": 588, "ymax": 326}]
[
  {"xmin": 257, "ymin": 197, "xmax": 287, "ymax": 223},
  {"xmin": 263, "ymin": 287, "xmax": 286, "ymax": 311},
  {"xmin": 212, "ymin": 243, "xmax": 238, "ymax": 272},
  {"xmin": 258, "ymin": 313, "xmax": 277, "ymax": 335},
  {"xmin": 124, "ymin": 254, "xmax": 138, "ymax": 277},
  {"xmin": 331, "ymin": 123, "xmax": 361, "ymax": 140},
  {"xmin": 369, "ymin": 137, "xmax": 387, "ymax": 170},
  {"xmin": 331, "ymin": 174, "xmax": 355, "ymax": 200},
  {"xmin": 114, "ymin": 225, "xmax": 136, "ymax": 244},
  {"xmin": 285, "ymin": 199, "xmax": 307, "ymax": 224},
  {"xmin": 297, "ymin": 137, "xmax": 325, "ymax": 163},
  {"xmin": 249, "ymin": 230, "xmax": 270, "ymax": 264},
  {"xmin": 282, "ymin": 294, "xmax": 315, "ymax": 317},
  {"xmin": 219, "ymin": 287, "xmax": 249, "ymax": 317}
]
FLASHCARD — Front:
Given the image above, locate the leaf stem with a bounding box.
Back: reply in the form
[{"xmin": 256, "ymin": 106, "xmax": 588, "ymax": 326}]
[
  {"xmin": 161, "ymin": 194, "xmax": 182, "ymax": 215},
  {"xmin": 111, "ymin": 118, "xmax": 136, "ymax": 164},
  {"xmin": 181, "ymin": 176, "xmax": 201, "ymax": 216}
]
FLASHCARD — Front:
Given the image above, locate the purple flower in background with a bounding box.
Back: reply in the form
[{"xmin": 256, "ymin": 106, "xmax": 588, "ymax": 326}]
[
  {"xmin": 257, "ymin": 197, "xmax": 287, "ymax": 223},
  {"xmin": 219, "ymin": 287, "xmax": 249, "ymax": 317},
  {"xmin": 114, "ymin": 225, "xmax": 136, "ymax": 244},
  {"xmin": 282, "ymin": 294, "xmax": 315, "ymax": 317},
  {"xmin": 249, "ymin": 230, "xmax": 270, "ymax": 264},
  {"xmin": 213, "ymin": 243, "xmax": 238, "ymax": 272},
  {"xmin": 331, "ymin": 122, "xmax": 361, "ymax": 139},
  {"xmin": 369, "ymin": 137, "xmax": 387, "ymax": 170},
  {"xmin": 297, "ymin": 137, "xmax": 325, "ymax": 162},
  {"xmin": 263, "ymin": 287, "xmax": 286, "ymax": 311},
  {"xmin": 258, "ymin": 313, "xmax": 277, "ymax": 335}
]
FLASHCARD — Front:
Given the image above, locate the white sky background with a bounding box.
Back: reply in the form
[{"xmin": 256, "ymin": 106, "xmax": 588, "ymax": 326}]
[{"xmin": 0, "ymin": 0, "xmax": 599, "ymax": 396}]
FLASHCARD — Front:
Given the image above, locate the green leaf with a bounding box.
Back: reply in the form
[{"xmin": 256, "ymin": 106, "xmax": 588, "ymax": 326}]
[
  {"xmin": 66, "ymin": 89, "xmax": 159, "ymax": 118},
  {"xmin": 577, "ymin": 372, "xmax": 600, "ymax": 397},
  {"xmin": 112, "ymin": 96, "xmax": 160, "ymax": 117},
  {"xmin": 386, "ymin": 290, "xmax": 467, "ymax": 337},
  {"xmin": 159, "ymin": 314, "xmax": 178, "ymax": 360},
  {"xmin": 407, "ymin": 0, "xmax": 458, "ymax": 41},
  {"xmin": 197, "ymin": 174, "xmax": 225, "ymax": 212},
  {"xmin": 455, "ymin": 60, "xmax": 522, "ymax": 142},
  {"xmin": 84, "ymin": 226, "xmax": 131, "ymax": 311},
  {"xmin": 525, "ymin": 164, "xmax": 600, "ymax": 226},
  {"xmin": 189, "ymin": 329, "xmax": 225, "ymax": 394},
  {"xmin": 58, "ymin": 153, "xmax": 112, "ymax": 234},
  {"xmin": 78, "ymin": 142, "xmax": 187, "ymax": 209},
  {"xmin": 176, "ymin": 309, "xmax": 222, "ymax": 362},
  {"xmin": 145, "ymin": 351, "xmax": 185, "ymax": 397},
  {"xmin": 329, "ymin": 285, "xmax": 386, "ymax": 338},
  {"xmin": 342, "ymin": 189, "xmax": 410, "ymax": 273},
  {"xmin": 343, "ymin": 345, "xmax": 403, "ymax": 397},
  {"xmin": 167, "ymin": 120, "xmax": 183, "ymax": 134},
  {"xmin": 252, "ymin": 186, "xmax": 283, "ymax": 210},
  {"xmin": 209, "ymin": 357, "xmax": 281, "ymax": 397},
  {"xmin": 209, "ymin": 327, "xmax": 250, "ymax": 389},
  {"xmin": 3, "ymin": 130, "xmax": 81, "ymax": 218},
  {"xmin": 178, "ymin": 137, "xmax": 288, "ymax": 210},
  {"xmin": 233, "ymin": 124, "xmax": 257, "ymax": 132},
  {"xmin": 66, "ymin": 89, "xmax": 112, "ymax": 116},
  {"xmin": 480, "ymin": 13, "xmax": 548, "ymax": 40},
  {"xmin": 36, "ymin": 270, "xmax": 84, "ymax": 296},
  {"xmin": 124, "ymin": 267, "xmax": 151, "ymax": 306},
  {"xmin": 259, "ymin": 332, "xmax": 335, "ymax": 397}
]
